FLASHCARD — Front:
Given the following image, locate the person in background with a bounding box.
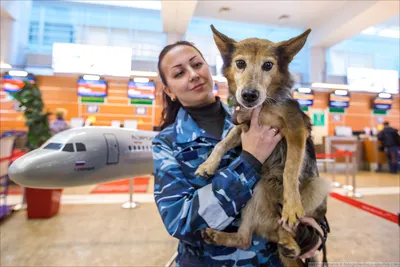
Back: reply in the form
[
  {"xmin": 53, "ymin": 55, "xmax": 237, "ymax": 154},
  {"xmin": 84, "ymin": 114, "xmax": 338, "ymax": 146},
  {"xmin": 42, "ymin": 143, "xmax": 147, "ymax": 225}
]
[
  {"xmin": 50, "ymin": 108, "xmax": 70, "ymax": 135},
  {"xmin": 152, "ymin": 41, "xmax": 328, "ymax": 266},
  {"xmin": 378, "ymin": 121, "xmax": 400, "ymax": 174}
]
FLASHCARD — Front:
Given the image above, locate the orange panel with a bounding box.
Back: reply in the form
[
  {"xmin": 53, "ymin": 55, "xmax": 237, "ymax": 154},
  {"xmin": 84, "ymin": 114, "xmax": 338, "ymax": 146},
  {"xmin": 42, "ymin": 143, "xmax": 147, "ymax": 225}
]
[{"xmin": 42, "ymin": 90, "xmax": 78, "ymax": 102}]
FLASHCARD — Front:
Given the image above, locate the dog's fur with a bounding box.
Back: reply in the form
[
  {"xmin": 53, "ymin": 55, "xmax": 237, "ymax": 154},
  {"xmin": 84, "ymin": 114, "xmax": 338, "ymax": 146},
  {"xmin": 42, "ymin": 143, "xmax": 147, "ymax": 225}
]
[{"xmin": 195, "ymin": 25, "xmax": 330, "ymax": 266}]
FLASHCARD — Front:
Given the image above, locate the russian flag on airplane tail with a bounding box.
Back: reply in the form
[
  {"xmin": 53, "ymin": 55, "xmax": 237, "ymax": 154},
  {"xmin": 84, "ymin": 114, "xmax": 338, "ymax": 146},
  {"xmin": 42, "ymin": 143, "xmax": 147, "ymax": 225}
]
[{"xmin": 75, "ymin": 161, "xmax": 85, "ymax": 166}]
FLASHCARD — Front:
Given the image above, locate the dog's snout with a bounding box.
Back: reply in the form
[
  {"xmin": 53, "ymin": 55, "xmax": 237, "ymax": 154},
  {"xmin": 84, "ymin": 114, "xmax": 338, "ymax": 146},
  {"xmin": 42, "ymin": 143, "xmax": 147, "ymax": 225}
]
[{"xmin": 241, "ymin": 90, "xmax": 259, "ymax": 103}]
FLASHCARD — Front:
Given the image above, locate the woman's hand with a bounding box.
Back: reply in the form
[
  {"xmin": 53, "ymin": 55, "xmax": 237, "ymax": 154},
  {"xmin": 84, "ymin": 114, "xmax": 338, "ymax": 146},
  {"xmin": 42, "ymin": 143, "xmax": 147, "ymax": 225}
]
[
  {"xmin": 279, "ymin": 217, "xmax": 324, "ymax": 260},
  {"xmin": 298, "ymin": 217, "xmax": 323, "ymax": 260},
  {"xmin": 241, "ymin": 106, "xmax": 283, "ymax": 163}
]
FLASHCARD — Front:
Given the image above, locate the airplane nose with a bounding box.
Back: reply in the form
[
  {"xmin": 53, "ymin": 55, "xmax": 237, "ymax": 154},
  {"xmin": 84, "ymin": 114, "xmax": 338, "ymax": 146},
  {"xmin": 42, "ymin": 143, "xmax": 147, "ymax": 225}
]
[
  {"xmin": 8, "ymin": 160, "xmax": 31, "ymax": 187},
  {"xmin": 241, "ymin": 89, "xmax": 259, "ymax": 104},
  {"xmin": 7, "ymin": 150, "xmax": 58, "ymax": 188}
]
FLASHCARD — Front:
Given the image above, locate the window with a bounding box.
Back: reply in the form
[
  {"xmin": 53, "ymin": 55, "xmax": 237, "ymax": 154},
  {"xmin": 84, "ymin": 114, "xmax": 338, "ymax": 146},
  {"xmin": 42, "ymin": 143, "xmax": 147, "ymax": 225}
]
[
  {"xmin": 128, "ymin": 145, "xmax": 132, "ymax": 151},
  {"xmin": 133, "ymin": 145, "xmax": 137, "ymax": 150},
  {"xmin": 76, "ymin": 143, "xmax": 86, "ymax": 152},
  {"xmin": 29, "ymin": 22, "xmax": 40, "ymax": 45},
  {"xmin": 43, "ymin": 22, "xmax": 75, "ymax": 46},
  {"xmin": 62, "ymin": 143, "xmax": 74, "ymax": 152},
  {"xmin": 43, "ymin": 143, "xmax": 63, "ymax": 150}
]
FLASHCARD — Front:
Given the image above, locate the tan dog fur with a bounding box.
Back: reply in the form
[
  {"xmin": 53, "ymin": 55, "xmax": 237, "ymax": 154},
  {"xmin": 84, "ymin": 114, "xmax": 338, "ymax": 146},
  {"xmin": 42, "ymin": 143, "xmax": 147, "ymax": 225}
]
[{"xmin": 195, "ymin": 25, "xmax": 330, "ymax": 266}]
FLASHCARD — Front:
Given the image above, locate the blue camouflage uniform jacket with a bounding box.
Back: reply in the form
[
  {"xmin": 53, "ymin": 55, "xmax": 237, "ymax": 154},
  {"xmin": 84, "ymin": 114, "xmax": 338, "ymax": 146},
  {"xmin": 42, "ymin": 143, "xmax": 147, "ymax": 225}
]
[{"xmin": 152, "ymin": 103, "xmax": 283, "ymax": 267}]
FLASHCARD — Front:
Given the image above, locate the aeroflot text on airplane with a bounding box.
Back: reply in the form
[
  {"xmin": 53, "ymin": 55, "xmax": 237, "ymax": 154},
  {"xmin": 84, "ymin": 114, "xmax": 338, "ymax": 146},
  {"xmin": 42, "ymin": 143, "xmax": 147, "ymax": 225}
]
[{"xmin": 131, "ymin": 135, "xmax": 153, "ymax": 141}]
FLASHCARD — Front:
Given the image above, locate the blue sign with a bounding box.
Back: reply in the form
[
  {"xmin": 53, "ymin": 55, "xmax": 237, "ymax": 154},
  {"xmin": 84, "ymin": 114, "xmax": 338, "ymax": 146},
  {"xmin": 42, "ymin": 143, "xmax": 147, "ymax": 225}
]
[
  {"xmin": 293, "ymin": 90, "xmax": 314, "ymax": 107},
  {"xmin": 372, "ymin": 95, "xmax": 392, "ymax": 110},
  {"xmin": 329, "ymin": 93, "xmax": 350, "ymax": 108},
  {"xmin": 77, "ymin": 78, "xmax": 107, "ymax": 97},
  {"xmin": 127, "ymin": 81, "xmax": 155, "ymax": 99},
  {"xmin": 2, "ymin": 74, "xmax": 36, "ymax": 93}
]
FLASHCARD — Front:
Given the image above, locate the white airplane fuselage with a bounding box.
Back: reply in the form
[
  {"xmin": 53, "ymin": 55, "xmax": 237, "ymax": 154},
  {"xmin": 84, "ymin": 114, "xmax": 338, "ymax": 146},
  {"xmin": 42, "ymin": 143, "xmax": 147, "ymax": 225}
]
[{"xmin": 8, "ymin": 127, "xmax": 158, "ymax": 189}]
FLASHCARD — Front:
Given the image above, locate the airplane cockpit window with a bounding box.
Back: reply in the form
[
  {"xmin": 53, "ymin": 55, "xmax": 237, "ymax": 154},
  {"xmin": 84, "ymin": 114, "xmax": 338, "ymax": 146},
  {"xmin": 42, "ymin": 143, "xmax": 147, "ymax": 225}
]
[
  {"xmin": 75, "ymin": 143, "xmax": 86, "ymax": 152},
  {"xmin": 133, "ymin": 145, "xmax": 136, "ymax": 150},
  {"xmin": 62, "ymin": 143, "xmax": 74, "ymax": 152},
  {"xmin": 128, "ymin": 145, "xmax": 132, "ymax": 151},
  {"xmin": 43, "ymin": 143, "xmax": 63, "ymax": 150}
]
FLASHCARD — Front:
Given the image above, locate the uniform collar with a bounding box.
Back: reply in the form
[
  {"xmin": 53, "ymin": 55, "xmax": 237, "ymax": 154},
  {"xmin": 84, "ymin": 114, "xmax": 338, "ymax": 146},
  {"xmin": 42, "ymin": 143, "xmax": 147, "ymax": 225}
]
[{"xmin": 174, "ymin": 99, "xmax": 234, "ymax": 144}]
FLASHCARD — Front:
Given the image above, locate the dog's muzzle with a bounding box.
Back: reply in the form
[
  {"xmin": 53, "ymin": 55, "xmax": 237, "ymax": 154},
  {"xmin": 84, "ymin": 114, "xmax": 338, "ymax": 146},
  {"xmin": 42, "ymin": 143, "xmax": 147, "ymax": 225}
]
[{"xmin": 241, "ymin": 89, "xmax": 259, "ymax": 105}]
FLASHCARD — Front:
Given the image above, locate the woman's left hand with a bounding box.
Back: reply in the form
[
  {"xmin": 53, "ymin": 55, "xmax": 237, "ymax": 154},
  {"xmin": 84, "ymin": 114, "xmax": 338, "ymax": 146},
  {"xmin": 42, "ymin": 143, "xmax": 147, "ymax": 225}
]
[{"xmin": 297, "ymin": 217, "xmax": 323, "ymax": 260}]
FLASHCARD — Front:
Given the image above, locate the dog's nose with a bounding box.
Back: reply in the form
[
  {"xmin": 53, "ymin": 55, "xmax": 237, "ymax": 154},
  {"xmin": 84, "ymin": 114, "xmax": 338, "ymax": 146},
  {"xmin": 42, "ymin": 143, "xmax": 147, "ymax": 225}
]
[{"xmin": 241, "ymin": 90, "xmax": 259, "ymax": 103}]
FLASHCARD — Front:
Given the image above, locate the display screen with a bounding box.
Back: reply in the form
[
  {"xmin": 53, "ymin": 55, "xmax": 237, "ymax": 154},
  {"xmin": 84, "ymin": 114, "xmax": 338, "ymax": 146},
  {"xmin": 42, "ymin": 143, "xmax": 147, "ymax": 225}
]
[
  {"xmin": 347, "ymin": 67, "xmax": 399, "ymax": 94},
  {"xmin": 293, "ymin": 90, "xmax": 314, "ymax": 107},
  {"xmin": 77, "ymin": 77, "xmax": 107, "ymax": 97},
  {"xmin": 127, "ymin": 80, "xmax": 155, "ymax": 99},
  {"xmin": 1, "ymin": 74, "xmax": 36, "ymax": 93},
  {"xmin": 372, "ymin": 95, "xmax": 392, "ymax": 110},
  {"xmin": 329, "ymin": 93, "xmax": 350, "ymax": 108}
]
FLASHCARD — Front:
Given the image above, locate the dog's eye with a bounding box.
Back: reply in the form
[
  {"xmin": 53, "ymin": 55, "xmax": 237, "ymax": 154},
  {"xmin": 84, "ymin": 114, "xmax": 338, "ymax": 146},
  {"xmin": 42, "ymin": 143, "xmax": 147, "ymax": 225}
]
[
  {"xmin": 262, "ymin": 62, "xmax": 273, "ymax": 71},
  {"xmin": 236, "ymin": 60, "xmax": 246, "ymax": 69}
]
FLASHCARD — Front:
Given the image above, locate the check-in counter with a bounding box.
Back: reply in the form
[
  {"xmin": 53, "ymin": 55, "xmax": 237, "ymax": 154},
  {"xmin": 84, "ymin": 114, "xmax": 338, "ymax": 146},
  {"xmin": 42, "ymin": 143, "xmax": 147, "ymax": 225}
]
[
  {"xmin": 322, "ymin": 136, "xmax": 362, "ymax": 171},
  {"xmin": 322, "ymin": 135, "xmax": 387, "ymax": 172},
  {"xmin": 362, "ymin": 137, "xmax": 387, "ymax": 170}
]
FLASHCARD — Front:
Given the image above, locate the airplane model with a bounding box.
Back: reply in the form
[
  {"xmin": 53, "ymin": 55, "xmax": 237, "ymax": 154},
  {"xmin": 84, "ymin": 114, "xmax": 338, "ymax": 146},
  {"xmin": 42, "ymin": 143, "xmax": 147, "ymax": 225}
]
[{"xmin": 8, "ymin": 127, "xmax": 158, "ymax": 189}]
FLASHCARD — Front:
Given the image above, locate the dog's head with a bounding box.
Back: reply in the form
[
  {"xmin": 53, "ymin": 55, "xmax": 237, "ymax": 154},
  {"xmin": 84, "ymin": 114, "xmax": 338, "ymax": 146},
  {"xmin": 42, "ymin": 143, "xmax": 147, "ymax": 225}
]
[{"xmin": 211, "ymin": 25, "xmax": 311, "ymax": 109}]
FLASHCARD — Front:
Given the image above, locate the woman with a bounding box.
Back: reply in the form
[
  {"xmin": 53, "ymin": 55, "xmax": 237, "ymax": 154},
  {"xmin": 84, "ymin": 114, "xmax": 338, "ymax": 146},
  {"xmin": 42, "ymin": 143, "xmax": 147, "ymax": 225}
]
[
  {"xmin": 152, "ymin": 41, "xmax": 327, "ymax": 266},
  {"xmin": 50, "ymin": 108, "xmax": 70, "ymax": 135}
]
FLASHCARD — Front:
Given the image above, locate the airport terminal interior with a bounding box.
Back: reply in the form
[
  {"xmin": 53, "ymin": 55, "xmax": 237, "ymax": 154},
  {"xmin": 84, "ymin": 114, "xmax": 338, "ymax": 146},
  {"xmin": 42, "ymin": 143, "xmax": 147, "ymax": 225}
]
[{"xmin": 0, "ymin": 0, "xmax": 399, "ymax": 266}]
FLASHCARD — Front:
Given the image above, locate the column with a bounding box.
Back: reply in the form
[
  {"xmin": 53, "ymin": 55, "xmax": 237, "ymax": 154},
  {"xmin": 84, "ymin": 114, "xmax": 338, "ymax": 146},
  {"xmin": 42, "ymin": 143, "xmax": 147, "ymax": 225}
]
[
  {"xmin": 0, "ymin": 0, "xmax": 32, "ymax": 67},
  {"xmin": 166, "ymin": 32, "xmax": 184, "ymax": 45},
  {"xmin": 309, "ymin": 46, "xmax": 327, "ymax": 83}
]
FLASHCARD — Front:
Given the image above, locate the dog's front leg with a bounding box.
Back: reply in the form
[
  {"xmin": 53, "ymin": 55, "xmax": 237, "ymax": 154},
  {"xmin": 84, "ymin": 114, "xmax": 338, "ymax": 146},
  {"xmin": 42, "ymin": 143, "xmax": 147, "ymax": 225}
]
[
  {"xmin": 195, "ymin": 125, "xmax": 244, "ymax": 178},
  {"xmin": 280, "ymin": 128, "xmax": 307, "ymax": 228}
]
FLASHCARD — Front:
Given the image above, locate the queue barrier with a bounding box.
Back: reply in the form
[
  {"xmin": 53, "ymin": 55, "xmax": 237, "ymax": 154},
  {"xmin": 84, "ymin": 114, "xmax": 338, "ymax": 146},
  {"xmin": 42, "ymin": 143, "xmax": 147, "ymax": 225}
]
[{"xmin": 316, "ymin": 150, "xmax": 362, "ymax": 199}]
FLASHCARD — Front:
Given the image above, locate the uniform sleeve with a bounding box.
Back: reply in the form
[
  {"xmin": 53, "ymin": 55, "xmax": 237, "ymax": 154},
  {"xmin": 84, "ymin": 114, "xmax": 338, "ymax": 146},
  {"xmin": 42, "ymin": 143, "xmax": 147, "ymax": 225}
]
[{"xmin": 152, "ymin": 137, "xmax": 261, "ymax": 246}]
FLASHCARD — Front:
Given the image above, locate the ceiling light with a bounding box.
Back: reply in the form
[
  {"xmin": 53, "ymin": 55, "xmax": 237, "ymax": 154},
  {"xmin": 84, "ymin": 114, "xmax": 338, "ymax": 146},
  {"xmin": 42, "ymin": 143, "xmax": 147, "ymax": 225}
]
[
  {"xmin": 219, "ymin": 7, "xmax": 231, "ymax": 13},
  {"xmin": 134, "ymin": 77, "xmax": 150, "ymax": 83},
  {"xmin": 278, "ymin": 14, "xmax": 290, "ymax": 21},
  {"xmin": 334, "ymin": 90, "xmax": 349, "ymax": 96},
  {"xmin": 8, "ymin": 70, "xmax": 28, "ymax": 77},
  {"xmin": 130, "ymin": 71, "xmax": 158, "ymax": 77},
  {"xmin": 298, "ymin": 88, "xmax": 311, "ymax": 93},
  {"xmin": 378, "ymin": 93, "xmax": 391, "ymax": 99},
  {"xmin": 83, "ymin": 74, "xmax": 100, "ymax": 81},
  {"xmin": 312, "ymin": 83, "xmax": 349, "ymax": 90}
]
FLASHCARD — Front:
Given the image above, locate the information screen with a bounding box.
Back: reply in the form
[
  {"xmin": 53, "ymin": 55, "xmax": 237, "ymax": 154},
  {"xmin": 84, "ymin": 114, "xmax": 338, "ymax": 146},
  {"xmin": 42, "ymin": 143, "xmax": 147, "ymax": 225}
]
[
  {"xmin": 329, "ymin": 93, "xmax": 350, "ymax": 108},
  {"xmin": 77, "ymin": 77, "xmax": 107, "ymax": 97},
  {"xmin": 293, "ymin": 90, "xmax": 314, "ymax": 107},
  {"xmin": 127, "ymin": 80, "xmax": 155, "ymax": 99},
  {"xmin": 1, "ymin": 74, "xmax": 36, "ymax": 93},
  {"xmin": 372, "ymin": 95, "xmax": 392, "ymax": 110}
]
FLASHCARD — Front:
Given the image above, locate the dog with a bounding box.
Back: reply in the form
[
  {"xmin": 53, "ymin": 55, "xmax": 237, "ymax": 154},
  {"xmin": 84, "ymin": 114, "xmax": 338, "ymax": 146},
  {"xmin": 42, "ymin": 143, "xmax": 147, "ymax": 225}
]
[{"xmin": 195, "ymin": 25, "xmax": 331, "ymax": 267}]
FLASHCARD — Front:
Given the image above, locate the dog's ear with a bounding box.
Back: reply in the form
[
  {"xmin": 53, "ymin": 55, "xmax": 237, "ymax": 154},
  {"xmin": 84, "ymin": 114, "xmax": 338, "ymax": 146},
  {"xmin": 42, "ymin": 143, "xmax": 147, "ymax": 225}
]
[
  {"xmin": 210, "ymin": 25, "xmax": 236, "ymax": 62},
  {"xmin": 277, "ymin": 28, "xmax": 311, "ymax": 62}
]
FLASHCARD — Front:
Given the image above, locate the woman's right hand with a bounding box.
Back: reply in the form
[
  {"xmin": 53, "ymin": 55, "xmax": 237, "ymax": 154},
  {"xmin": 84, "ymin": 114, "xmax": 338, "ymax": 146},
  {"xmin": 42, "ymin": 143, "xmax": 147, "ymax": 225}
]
[{"xmin": 241, "ymin": 106, "xmax": 283, "ymax": 163}]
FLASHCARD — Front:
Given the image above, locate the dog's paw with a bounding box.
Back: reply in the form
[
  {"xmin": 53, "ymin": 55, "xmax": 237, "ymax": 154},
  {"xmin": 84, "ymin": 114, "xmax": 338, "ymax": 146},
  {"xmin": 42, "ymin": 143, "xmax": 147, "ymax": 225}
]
[
  {"xmin": 281, "ymin": 201, "xmax": 305, "ymax": 229},
  {"xmin": 201, "ymin": 228, "xmax": 219, "ymax": 245},
  {"xmin": 195, "ymin": 161, "xmax": 218, "ymax": 179},
  {"xmin": 278, "ymin": 240, "xmax": 301, "ymax": 259}
]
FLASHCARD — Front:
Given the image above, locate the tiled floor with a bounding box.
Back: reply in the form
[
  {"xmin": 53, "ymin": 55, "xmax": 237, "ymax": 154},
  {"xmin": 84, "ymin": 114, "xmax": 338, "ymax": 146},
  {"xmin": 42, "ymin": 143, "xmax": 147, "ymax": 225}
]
[{"xmin": 1, "ymin": 171, "xmax": 399, "ymax": 266}]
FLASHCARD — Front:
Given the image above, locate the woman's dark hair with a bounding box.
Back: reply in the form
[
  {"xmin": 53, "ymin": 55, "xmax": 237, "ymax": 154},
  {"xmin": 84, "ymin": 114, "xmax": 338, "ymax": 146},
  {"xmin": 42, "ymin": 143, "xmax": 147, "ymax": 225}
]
[{"xmin": 158, "ymin": 41, "xmax": 206, "ymax": 130}]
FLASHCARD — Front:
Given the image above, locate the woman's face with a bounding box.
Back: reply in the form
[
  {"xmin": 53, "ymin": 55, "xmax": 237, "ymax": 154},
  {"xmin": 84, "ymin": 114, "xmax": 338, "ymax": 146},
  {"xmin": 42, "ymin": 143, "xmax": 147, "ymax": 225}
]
[{"xmin": 161, "ymin": 45, "xmax": 215, "ymax": 107}]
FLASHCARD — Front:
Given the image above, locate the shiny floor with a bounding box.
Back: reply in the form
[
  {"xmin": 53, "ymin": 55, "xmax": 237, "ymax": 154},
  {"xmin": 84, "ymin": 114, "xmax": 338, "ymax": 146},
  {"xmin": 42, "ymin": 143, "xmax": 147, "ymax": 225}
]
[{"xmin": 1, "ymin": 172, "xmax": 399, "ymax": 266}]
